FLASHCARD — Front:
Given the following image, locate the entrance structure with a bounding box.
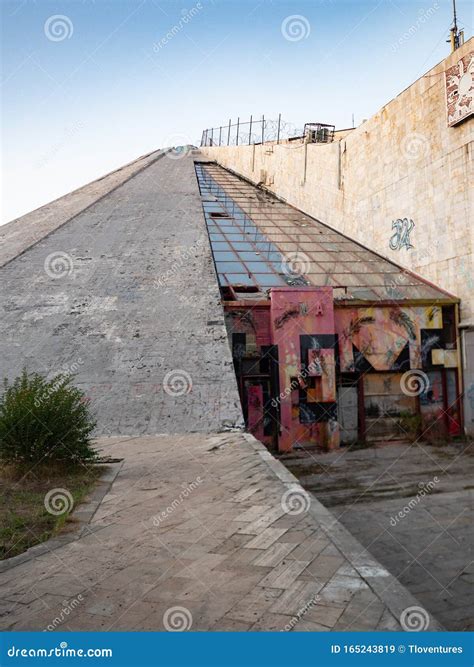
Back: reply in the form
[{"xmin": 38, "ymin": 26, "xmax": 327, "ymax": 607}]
[
  {"xmin": 200, "ymin": 39, "xmax": 474, "ymax": 436},
  {"xmin": 196, "ymin": 162, "xmax": 462, "ymax": 452}
]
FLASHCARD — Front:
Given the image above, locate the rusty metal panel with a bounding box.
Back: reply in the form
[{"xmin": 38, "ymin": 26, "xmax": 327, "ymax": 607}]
[
  {"xmin": 247, "ymin": 384, "xmax": 264, "ymax": 441},
  {"xmin": 270, "ymin": 287, "xmax": 338, "ymax": 451}
]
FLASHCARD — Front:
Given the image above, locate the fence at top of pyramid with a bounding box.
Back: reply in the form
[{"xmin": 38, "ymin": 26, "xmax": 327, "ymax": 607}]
[{"xmin": 200, "ymin": 115, "xmax": 305, "ymax": 148}]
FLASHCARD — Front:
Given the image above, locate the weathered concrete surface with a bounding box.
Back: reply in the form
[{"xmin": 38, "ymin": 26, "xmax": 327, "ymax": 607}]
[
  {"xmin": 284, "ymin": 442, "xmax": 474, "ymax": 631},
  {"xmin": 0, "ymin": 152, "xmax": 243, "ymax": 434},
  {"xmin": 0, "ymin": 149, "xmax": 168, "ymax": 268},
  {"xmin": 0, "ymin": 433, "xmax": 433, "ymax": 632}
]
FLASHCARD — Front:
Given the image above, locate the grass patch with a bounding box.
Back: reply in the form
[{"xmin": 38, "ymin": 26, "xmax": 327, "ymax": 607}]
[{"xmin": 0, "ymin": 463, "xmax": 102, "ymax": 560}]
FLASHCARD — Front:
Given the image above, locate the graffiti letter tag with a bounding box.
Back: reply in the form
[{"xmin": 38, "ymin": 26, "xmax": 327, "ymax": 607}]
[{"xmin": 389, "ymin": 218, "xmax": 414, "ymax": 251}]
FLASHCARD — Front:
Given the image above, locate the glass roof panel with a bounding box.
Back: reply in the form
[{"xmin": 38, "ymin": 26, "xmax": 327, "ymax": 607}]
[
  {"xmin": 216, "ymin": 262, "xmax": 248, "ymax": 273},
  {"xmin": 225, "ymin": 273, "xmax": 255, "ymax": 286},
  {"xmin": 195, "ymin": 162, "xmax": 455, "ymax": 303},
  {"xmin": 214, "ymin": 251, "xmax": 237, "ymax": 261},
  {"xmin": 255, "ymin": 274, "xmax": 287, "ymax": 286}
]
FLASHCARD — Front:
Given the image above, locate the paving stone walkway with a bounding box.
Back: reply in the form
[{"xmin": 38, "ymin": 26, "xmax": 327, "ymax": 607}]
[{"xmin": 0, "ymin": 434, "xmax": 436, "ymax": 632}]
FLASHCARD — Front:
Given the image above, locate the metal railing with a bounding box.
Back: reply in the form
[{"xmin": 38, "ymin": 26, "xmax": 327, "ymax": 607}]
[
  {"xmin": 201, "ymin": 115, "xmax": 305, "ymax": 147},
  {"xmin": 201, "ymin": 116, "xmax": 336, "ymax": 147}
]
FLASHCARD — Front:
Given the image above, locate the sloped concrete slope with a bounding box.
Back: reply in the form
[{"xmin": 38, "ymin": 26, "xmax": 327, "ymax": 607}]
[
  {"xmin": 0, "ymin": 149, "xmax": 167, "ymax": 268},
  {"xmin": 0, "ymin": 153, "xmax": 243, "ymax": 435}
]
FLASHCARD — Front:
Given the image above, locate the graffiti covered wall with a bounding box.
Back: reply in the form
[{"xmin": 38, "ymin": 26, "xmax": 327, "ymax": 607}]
[{"xmin": 224, "ymin": 294, "xmax": 461, "ymax": 451}]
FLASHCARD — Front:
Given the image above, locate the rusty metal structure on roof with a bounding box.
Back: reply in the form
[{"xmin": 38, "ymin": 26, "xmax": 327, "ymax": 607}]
[{"xmin": 303, "ymin": 123, "xmax": 335, "ymax": 143}]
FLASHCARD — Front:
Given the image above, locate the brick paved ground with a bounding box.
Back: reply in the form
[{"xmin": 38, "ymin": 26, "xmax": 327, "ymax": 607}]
[
  {"xmin": 0, "ymin": 434, "xmax": 433, "ymax": 632},
  {"xmin": 284, "ymin": 441, "xmax": 473, "ymax": 631}
]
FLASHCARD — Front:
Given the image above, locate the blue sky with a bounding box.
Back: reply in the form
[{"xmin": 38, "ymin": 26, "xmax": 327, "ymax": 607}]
[{"xmin": 1, "ymin": 0, "xmax": 472, "ymax": 223}]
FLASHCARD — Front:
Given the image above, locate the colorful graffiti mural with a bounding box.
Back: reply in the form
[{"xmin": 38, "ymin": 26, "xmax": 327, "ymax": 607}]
[
  {"xmin": 224, "ymin": 292, "xmax": 461, "ymax": 451},
  {"xmin": 336, "ymin": 305, "xmax": 443, "ymax": 372}
]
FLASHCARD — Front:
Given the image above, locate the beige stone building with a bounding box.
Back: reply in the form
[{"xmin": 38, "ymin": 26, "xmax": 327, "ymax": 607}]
[{"xmin": 202, "ymin": 38, "xmax": 474, "ymax": 434}]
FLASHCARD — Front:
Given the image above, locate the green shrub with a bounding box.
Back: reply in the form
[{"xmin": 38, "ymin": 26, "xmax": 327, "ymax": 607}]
[
  {"xmin": 398, "ymin": 411, "xmax": 422, "ymax": 441},
  {"xmin": 0, "ymin": 370, "xmax": 97, "ymax": 465}
]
